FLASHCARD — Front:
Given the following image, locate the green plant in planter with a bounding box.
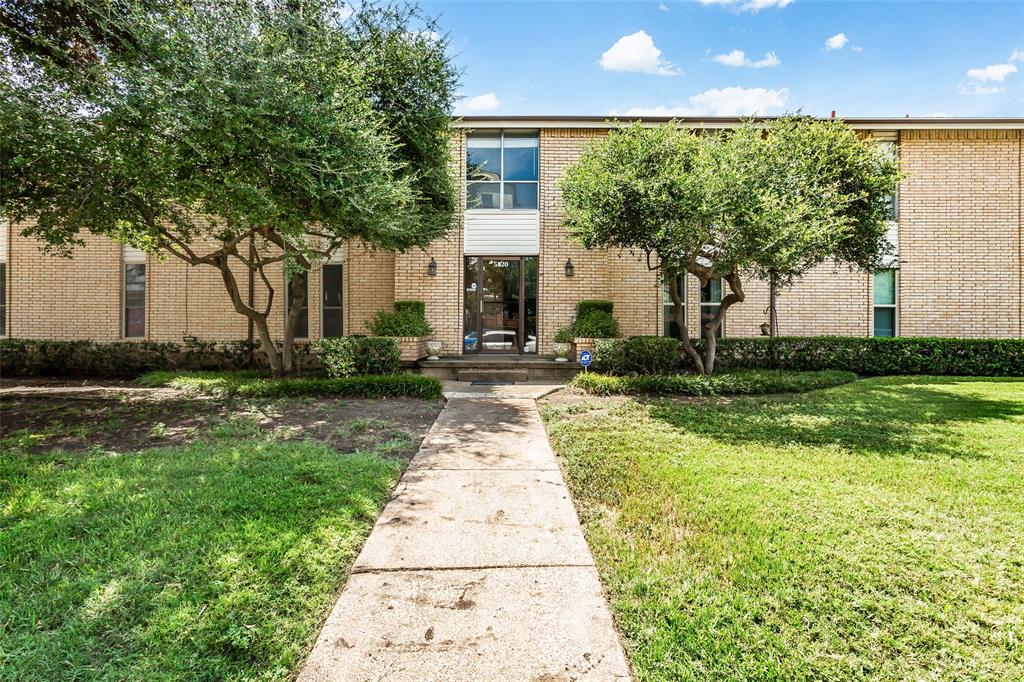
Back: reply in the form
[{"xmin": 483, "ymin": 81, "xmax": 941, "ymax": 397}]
[{"xmin": 554, "ymin": 327, "xmax": 574, "ymax": 344}]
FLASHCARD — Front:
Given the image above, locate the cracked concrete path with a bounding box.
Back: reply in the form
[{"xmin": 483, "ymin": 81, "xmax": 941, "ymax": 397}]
[{"xmin": 298, "ymin": 397, "xmax": 632, "ymax": 682}]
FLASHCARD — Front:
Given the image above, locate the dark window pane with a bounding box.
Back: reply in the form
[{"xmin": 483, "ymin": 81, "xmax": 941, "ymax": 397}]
[
  {"xmin": 701, "ymin": 278, "xmax": 722, "ymax": 303},
  {"xmin": 467, "ymin": 182, "xmax": 501, "ymax": 209},
  {"xmin": 321, "ymin": 264, "xmax": 343, "ymax": 338},
  {"xmin": 874, "ymin": 308, "xmax": 896, "ymax": 337},
  {"xmin": 124, "ymin": 264, "xmax": 145, "ymax": 337},
  {"xmin": 502, "ymin": 182, "xmax": 537, "ymax": 209},
  {"xmin": 524, "ymin": 256, "xmax": 537, "ymax": 353},
  {"xmin": 503, "ymin": 132, "xmax": 538, "ymax": 181},
  {"xmin": 467, "ymin": 135, "xmax": 501, "ymax": 181}
]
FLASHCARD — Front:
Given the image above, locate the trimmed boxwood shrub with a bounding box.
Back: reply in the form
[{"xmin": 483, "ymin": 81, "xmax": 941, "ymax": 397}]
[
  {"xmin": 315, "ymin": 336, "xmax": 400, "ymax": 377},
  {"xmin": 394, "ymin": 300, "xmax": 426, "ymax": 317},
  {"xmin": 571, "ymin": 310, "xmax": 619, "ymax": 339},
  {"xmin": 595, "ymin": 336, "xmax": 680, "ymax": 375},
  {"xmin": 0, "ymin": 338, "xmax": 309, "ymax": 378},
  {"xmin": 571, "ymin": 369, "xmax": 858, "ymax": 396},
  {"xmin": 368, "ymin": 301, "xmax": 432, "ymax": 337},
  {"xmin": 704, "ymin": 336, "xmax": 1024, "ymax": 377},
  {"xmin": 138, "ymin": 370, "xmax": 444, "ymax": 399},
  {"xmin": 576, "ymin": 300, "xmax": 614, "ymax": 319}
]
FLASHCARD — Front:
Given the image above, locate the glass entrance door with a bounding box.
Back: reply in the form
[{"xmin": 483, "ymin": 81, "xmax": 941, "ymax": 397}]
[{"xmin": 463, "ymin": 256, "xmax": 537, "ymax": 354}]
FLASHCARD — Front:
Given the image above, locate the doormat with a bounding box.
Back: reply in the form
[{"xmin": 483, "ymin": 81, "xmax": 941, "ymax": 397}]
[{"xmin": 470, "ymin": 380, "xmax": 514, "ymax": 386}]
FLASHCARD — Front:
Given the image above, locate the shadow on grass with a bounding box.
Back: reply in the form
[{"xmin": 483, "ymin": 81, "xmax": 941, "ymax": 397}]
[
  {"xmin": 648, "ymin": 376, "xmax": 1024, "ymax": 460},
  {"xmin": 0, "ymin": 439, "xmax": 402, "ymax": 680}
]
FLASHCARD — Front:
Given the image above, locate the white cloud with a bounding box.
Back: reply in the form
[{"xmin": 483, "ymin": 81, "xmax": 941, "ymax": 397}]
[
  {"xmin": 825, "ymin": 33, "xmax": 849, "ymax": 51},
  {"xmin": 712, "ymin": 49, "xmax": 780, "ymax": 68},
  {"xmin": 600, "ymin": 31, "xmax": 682, "ymax": 76},
  {"xmin": 697, "ymin": 0, "xmax": 793, "ymax": 12},
  {"xmin": 966, "ymin": 63, "xmax": 1018, "ymax": 82},
  {"xmin": 458, "ymin": 92, "xmax": 501, "ymax": 113},
  {"xmin": 851, "ymin": 45, "xmax": 863, "ymax": 53},
  {"xmin": 613, "ymin": 86, "xmax": 790, "ymax": 117},
  {"xmin": 958, "ymin": 50, "xmax": 1022, "ymax": 96},
  {"xmin": 659, "ymin": 2, "xmax": 670, "ymax": 11}
]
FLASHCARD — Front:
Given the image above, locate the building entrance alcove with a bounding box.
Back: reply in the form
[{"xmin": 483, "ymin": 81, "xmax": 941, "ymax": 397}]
[{"xmin": 463, "ymin": 256, "xmax": 538, "ymax": 354}]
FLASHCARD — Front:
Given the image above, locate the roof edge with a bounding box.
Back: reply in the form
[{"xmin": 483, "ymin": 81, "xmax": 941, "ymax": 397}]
[{"xmin": 452, "ymin": 115, "xmax": 1024, "ymax": 130}]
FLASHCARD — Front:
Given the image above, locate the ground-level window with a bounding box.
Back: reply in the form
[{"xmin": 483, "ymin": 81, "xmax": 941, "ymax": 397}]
[
  {"xmin": 700, "ymin": 278, "xmax": 724, "ymax": 338},
  {"xmin": 124, "ymin": 263, "xmax": 146, "ymax": 338},
  {"xmin": 321, "ymin": 264, "xmax": 343, "ymax": 338},
  {"xmin": 662, "ymin": 274, "xmax": 685, "ymax": 338},
  {"xmin": 286, "ymin": 272, "xmax": 309, "ymax": 339},
  {"xmin": 873, "ymin": 269, "xmax": 897, "ymax": 337}
]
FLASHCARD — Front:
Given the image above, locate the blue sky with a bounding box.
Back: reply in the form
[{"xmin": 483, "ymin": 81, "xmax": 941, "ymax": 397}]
[{"xmin": 420, "ymin": 0, "xmax": 1024, "ymax": 117}]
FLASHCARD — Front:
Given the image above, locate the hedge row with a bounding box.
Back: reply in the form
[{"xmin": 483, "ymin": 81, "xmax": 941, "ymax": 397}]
[
  {"xmin": 137, "ymin": 371, "xmax": 444, "ymax": 399},
  {"xmin": 593, "ymin": 336, "xmax": 1024, "ymax": 377},
  {"xmin": 571, "ymin": 370, "xmax": 858, "ymax": 397},
  {"xmin": 0, "ymin": 338, "xmax": 315, "ymax": 378}
]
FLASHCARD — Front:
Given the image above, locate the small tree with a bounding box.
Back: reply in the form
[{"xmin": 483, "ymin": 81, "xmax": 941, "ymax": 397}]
[
  {"xmin": 0, "ymin": 1, "xmax": 457, "ymax": 376},
  {"xmin": 561, "ymin": 118, "xmax": 900, "ymax": 374}
]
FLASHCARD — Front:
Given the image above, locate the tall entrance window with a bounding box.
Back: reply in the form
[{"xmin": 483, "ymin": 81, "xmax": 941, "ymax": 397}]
[
  {"xmin": 662, "ymin": 274, "xmax": 685, "ymax": 338},
  {"xmin": 466, "ymin": 131, "xmax": 539, "ymax": 210},
  {"xmin": 463, "ymin": 256, "xmax": 538, "ymax": 354},
  {"xmin": 700, "ymin": 278, "xmax": 724, "ymax": 338},
  {"xmin": 123, "ymin": 246, "xmax": 146, "ymax": 338},
  {"xmin": 286, "ymin": 272, "xmax": 309, "ymax": 339},
  {"xmin": 322, "ymin": 263, "xmax": 343, "ymax": 338}
]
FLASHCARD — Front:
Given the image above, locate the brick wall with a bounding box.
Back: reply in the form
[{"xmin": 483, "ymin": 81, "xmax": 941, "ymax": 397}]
[
  {"xmin": 899, "ymin": 130, "xmax": 1021, "ymax": 338},
  {"xmin": 4, "ymin": 127, "xmax": 1021, "ymax": 347}
]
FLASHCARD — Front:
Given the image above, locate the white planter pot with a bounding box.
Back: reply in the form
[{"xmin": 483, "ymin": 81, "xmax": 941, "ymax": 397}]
[
  {"xmin": 425, "ymin": 340, "xmax": 442, "ymax": 361},
  {"xmin": 553, "ymin": 342, "xmax": 571, "ymax": 362}
]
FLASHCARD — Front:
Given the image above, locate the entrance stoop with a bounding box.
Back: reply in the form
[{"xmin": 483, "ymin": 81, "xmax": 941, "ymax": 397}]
[{"xmin": 418, "ymin": 356, "xmax": 579, "ymax": 382}]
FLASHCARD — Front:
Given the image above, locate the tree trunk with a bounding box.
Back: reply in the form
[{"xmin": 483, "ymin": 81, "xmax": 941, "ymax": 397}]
[
  {"xmin": 768, "ymin": 271, "xmax": 778, "ymax": 337},
  {"xmin": 282, "ymin": 274, "xmax": 306, "ymax": 376},
  {"xmin": 700, "ymin": 271, "xmax": 745, "ymax": 375},
  {"xmin": 215, "ymin": 255, "xmax": 285, "ymax": 377},
  {"xmin": 666, "ymin": 271, "xmax": 704, "ymax": 374}
]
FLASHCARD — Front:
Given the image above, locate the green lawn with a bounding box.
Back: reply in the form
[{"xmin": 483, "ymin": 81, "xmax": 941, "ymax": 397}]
[
  {"xmin": 0, "ymin": 398, "xmax": 427, "ymax": 681},
  {"xmin": 542, "ymin": 376, "xmax": 1024, "ymax": 681}
]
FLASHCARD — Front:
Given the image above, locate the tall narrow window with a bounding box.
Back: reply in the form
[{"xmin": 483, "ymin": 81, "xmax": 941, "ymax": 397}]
[
  {"xmin": 662, "ymin": 274, "xmax": 685, "ymax": 338},
  {"xmin": 873, "ymin": 269, "xmax": 897, "ymax": 337},
  {"xmin": 322, "ymin": 263, "xmax": 343, "ymax": 338},
  {"xmin": 700, "ymin": 278, "xmax": 724, "ymax": 338},
  {"xmin": 124, "ymin": 263, "xmax": 146, "ymax": 338},
  {"xmin": 466, "ymin": 130, "xmax": 538, "ymax": 210},
  {"xmin": 286, "ymin": 272, "xmax": 309, "ymax": 339}
]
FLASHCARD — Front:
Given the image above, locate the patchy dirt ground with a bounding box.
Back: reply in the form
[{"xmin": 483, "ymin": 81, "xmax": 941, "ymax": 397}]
[{"xmin": 1, "ymin": 388, "xmax": 441, "ymax": 458}]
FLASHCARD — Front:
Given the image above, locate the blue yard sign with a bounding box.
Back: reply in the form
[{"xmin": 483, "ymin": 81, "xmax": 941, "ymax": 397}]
[{"xmin": 578, "ymin": 350, "xmax": 593, "ymax": 370}]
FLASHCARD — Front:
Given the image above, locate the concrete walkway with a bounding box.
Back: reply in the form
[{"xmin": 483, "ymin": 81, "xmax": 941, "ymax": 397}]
[{"xmin": 299, "ymin": 397, "xmax": 632, "ymax": 681}]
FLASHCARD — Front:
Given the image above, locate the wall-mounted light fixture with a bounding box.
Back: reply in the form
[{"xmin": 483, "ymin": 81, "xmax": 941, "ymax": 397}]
[
  {"xmin": 564, "ymin": 258, "xmax": 575, "ymax": 278},
  {"xmin": 427, "ymin": 257, "xmax": 437, "ymax": 277}
]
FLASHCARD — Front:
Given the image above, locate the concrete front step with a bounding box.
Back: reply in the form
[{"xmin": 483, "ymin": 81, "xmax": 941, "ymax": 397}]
[{"xmin": 419, "ymin": 356, "xmax": 579, "ymax": 381}]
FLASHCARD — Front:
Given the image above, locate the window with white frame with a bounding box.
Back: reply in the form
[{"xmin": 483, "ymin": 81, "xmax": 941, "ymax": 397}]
[
  {"xmin": 874, "ymin": 133, "xmax": 899, "ymax": 222},
  {"xmin": 123, "ymin": 246, "xmax": 146, "ymax": 338},
  {"xmin": 873, "ymin": 269, "xmax": 897, "ymax": 337},
  {"xmin": 700, "ymin": 278, "xmax": 724, "ymax": 338},
  {"xmin": 466, "ymin": 130, "xmax": 539, "ymax": 210},
  {"xmin": 286, "ymin": 271, "xmax": 309, "ymax": 338},
  {"xmin": 662, "ymin": 274, "xmax": 685, "ymax": 338},
  {"xmin": 321, "ymin": 262, "xmax": 343, "ymax": 338}
]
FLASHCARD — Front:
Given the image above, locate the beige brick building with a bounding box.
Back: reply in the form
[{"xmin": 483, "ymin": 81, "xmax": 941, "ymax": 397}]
[{"xmin": 1, "ymin": 117, "xmax": 1021, "ymax": 355}]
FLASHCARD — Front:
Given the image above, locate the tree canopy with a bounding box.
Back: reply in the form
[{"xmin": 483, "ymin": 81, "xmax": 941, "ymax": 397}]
[
  {"xmin": 561, "ymin": 118, "xmax": 901, "ymax": 374},
  {"xmin": 0, "ymin": 0, "xmax": 458, "ymax": 375}
]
